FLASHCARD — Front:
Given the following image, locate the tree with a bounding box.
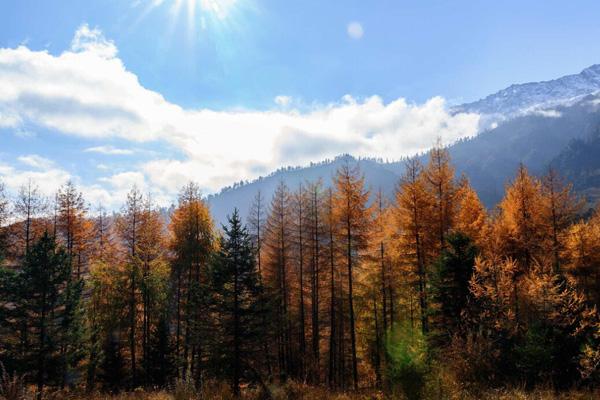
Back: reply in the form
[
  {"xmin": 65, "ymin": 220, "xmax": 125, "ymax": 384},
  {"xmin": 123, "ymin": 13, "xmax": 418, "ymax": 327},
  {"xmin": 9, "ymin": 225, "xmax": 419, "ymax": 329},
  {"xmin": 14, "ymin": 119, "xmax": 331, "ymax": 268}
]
[
  {"xmin": 55, "ymin": 182, "xmax": 88, "ymax": 387},
  {"xmin": 429, "ymin": 232, "xmax": 477, "ymax": 349},
  {"xmin": 263, "ymin": 181, "xmax": 293, "ymax": 379},
  {"xmin": 211, "ymin": 209, "xmax": 265, "ymax": 396},
  {"xmin": 562, "ymin": 216, "xmax": 600, "ymax": 305},
  {"xmin": 16, "ymin": 233, "xmax": 71, "ymax": 397},
  {"xmin": 291, "ymin": 184, "xmax": 308, "ymax": 376},
  {"xmin": 424, "ymin": 144, "xmax": 457, "ymax": 253},
  {"xmin": 0, "ymin": 180, "xmax": 8, "ymax": 262},
  {"xmin": 246, "ymin": 190, "xmax": 272, "ymax": 376},
  {"xmin": 136, "ymin": 196, "xmax": 169, "ymax": 387},
  {"xmin": 540, "ymin": 168, "xmax": 583, "ymax": 274},
  {"xmin": 247, "ymin": 190, "xmax": 266, "ymax": 277},
  {"xmin": 14, "ymin": 180, "xmax": 46, "ymax": 256},
  {"xmin": 455, "ymin": 177, "xmax": 487, "ymax": 246},
  {"xmin": 56, "ymin": 181, "xmax": 90, "ymax": 279},
  {"xmin": 87, "ymin": 257, "xmax": 128, "ymax": 392},
  {"xmin": 169, "ymin": 182, "xmax": 215, "ymax": 382},
  {"xmin": 394, "ymin": 158, "xmax": 433, "ymax": 334},
  {"xmin": 306, "ymin": 180, "xmax": 325, "ymax": 383},
  {"xmin": 493, "ymin": 164, "xmax": 546, "ymax": 323},
  {"xmin": 494, "ymin": 164, "xmax": 545, "ymax": 268},
  {"xmin": 325, "ymin": 188, "xmax": 340, "ymax": 388},
  {"xmin": 332, "ymin": 162, "xmax": 371, "ymax": 389},
  {"xmin": 116, "ymin": 186, "xmax": 144, "ymax": 387}
]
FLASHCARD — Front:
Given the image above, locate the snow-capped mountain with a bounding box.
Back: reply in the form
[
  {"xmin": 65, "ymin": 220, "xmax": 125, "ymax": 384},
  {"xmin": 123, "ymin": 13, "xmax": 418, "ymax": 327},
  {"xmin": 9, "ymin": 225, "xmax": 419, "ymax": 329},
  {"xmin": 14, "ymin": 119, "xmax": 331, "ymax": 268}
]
[{"xmin": 454, "ymin": 64, "xmax": 600, "ymax": 117}]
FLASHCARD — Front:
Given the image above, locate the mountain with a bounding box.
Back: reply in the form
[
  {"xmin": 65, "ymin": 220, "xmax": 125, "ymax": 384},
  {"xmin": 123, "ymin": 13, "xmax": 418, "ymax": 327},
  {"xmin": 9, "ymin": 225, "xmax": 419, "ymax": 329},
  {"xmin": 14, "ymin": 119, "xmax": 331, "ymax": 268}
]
[
  {"xmin": 454, "ymin": 64, "xmax": 600, "ymax": 117},
  {"xmin": 207, "ymin": 66, "xmax": 600, "ymax": 224}
]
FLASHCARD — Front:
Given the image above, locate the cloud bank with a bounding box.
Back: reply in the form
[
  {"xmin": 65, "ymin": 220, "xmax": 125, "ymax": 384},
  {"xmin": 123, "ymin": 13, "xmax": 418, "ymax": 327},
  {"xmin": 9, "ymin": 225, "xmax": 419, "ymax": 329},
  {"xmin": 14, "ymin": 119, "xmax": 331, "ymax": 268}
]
[{"xmin": 0, "ymin": 24, "xmax": 480, "ymax": 207}]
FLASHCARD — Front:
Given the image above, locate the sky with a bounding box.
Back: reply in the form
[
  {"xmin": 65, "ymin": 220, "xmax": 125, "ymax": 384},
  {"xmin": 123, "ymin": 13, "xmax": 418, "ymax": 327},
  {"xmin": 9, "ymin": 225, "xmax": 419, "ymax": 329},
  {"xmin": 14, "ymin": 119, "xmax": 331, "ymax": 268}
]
[{"xmin": 1, "ymin": 0, "xmax": 600, "ymax": 209}]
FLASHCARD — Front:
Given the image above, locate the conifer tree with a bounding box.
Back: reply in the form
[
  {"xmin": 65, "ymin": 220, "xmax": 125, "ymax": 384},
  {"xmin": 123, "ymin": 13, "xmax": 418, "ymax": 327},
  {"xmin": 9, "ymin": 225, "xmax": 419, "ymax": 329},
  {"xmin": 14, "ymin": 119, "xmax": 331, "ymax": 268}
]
[
  {"xmin": 332, "ymin": 162, "xmax": 371, "ymax": 389},
  {"xmin": 541, "ymin": 168, "xmax": 583, "ymax": 274},
  {"xmin": 429, "ymin": 232, "xmax": 477, "ymax": 349},
  {"xmin": 247, "ymin": 190, "xmax": 266, "ymax": 276},
  {"xmin": 246, "ymin": 190, "xmax": 272, "ymax": 376},
  {"xmin": 493, "ymin": 164, "xmax": 546, "ymax": 323},
  {"xmin": 563, "ymin": 216, "xmax": 600, "ymax": 305},
  {"xmin": 325, "ymin": 188, "xmax": 340, "ymax": 388},
  {"xmin": 291, "ymin": 184, "xmax": 308, "ymax": 376},
  {"xmin": 14, "ymin": 180, "xmax": 46, "ymax": 256},
  {"xmin": 57, "ymin": 181, "xmax": 90, "ymax": 279},
  {"xmin": 455, "ymin": 177, "xmax": 488, "ymax": 245},
  {"xmin": 16, "ymin": 233, "xmax": 71, "ymax": 397},
  {"xmin": 424, "ymin": 144, "xmax": 457, "ymax": 253},
  {"xmin": 494, "ymin": 164, "xmax": 545, "ymax": 268},
  {"xmin": 394, "ymin": 158, "xmax": 433, "ymax": 334},
  {"xmin": 169, "ymin": 183, "xmax": 215, "ymax": 382},
  {"xmin": 306, "ymin": 180, "xmax": 325, "ymax": 383},
  {"xmin": 116, "ymin": 186, "xmax": 144, "ymax": 387},
  {"xmin": 0, "ymin": 181, "xmax": 8, "ymax": 262},
  {"xmin": 211, "ymin": 209, "xmax": 265, "ymax": 396},
  {"xmin": 263, "ymin": 181, "xmax": 293, "ymax": 379}
]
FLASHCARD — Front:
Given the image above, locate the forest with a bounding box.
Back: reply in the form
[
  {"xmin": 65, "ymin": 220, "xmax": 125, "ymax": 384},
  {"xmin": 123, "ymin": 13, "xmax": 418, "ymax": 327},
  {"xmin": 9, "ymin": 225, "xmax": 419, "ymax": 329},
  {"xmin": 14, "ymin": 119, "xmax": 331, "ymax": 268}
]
[{"xmin": 0, "ymin": 146, "xmax": 599, "ymax": 400}]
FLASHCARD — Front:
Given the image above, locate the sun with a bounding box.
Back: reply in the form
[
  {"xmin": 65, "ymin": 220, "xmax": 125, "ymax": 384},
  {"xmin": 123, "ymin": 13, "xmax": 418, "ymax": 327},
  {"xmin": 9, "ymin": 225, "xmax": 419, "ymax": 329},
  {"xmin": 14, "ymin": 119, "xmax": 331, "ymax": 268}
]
[
  {"xmin": 139, "ymin": 0, "xmax": 241, "ymax": 39},
  {"xmin": 198, "ymin": 0, "xmax": 237, "ymax": 20}
]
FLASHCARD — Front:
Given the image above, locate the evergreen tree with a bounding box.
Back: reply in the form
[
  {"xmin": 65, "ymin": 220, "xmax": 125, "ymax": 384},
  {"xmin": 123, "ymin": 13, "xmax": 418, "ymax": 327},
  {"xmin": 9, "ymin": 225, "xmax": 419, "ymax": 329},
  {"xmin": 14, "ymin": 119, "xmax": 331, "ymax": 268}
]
[
  {"xmin": 16, "ymin": 233, "xmax": 71, "ymax": 397},
  {"xmin": 147, "ymin": 315, "xmax": 175, "ymax": 388},
  {"xmin": 98, "ymin": 332, "xmax": 125, "ymax": 393},
  {"xmin": 211, "ymin": 209, "xmax": 265, "ymax": 396},
  {"xmin": 429, "ymin": 232, "xmax": 477, "ymax": 349}
]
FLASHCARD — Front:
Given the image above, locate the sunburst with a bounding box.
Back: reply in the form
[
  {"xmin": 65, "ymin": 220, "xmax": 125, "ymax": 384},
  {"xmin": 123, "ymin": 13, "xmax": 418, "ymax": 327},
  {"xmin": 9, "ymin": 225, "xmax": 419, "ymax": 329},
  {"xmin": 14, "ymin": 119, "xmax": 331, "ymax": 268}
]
[{"xmin": 138, "ymin": 0, "xmax": 242, "ymax": 40}]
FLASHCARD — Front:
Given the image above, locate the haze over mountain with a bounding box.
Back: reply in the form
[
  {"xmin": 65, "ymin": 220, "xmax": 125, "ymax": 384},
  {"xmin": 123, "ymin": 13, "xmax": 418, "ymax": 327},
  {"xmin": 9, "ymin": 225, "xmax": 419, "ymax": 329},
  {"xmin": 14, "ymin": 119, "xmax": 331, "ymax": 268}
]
[{"xmin": 207, "ymin": 65, "xmax": 600, "ymax": 224}]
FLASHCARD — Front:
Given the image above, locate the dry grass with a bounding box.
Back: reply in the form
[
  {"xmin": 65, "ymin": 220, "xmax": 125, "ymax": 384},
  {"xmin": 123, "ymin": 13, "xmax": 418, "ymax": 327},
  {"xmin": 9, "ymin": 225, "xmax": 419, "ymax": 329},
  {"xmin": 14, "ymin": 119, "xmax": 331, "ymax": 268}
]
[{"xmin": 1, "ymin": 379, "xmax": 597, "ymax": 400}]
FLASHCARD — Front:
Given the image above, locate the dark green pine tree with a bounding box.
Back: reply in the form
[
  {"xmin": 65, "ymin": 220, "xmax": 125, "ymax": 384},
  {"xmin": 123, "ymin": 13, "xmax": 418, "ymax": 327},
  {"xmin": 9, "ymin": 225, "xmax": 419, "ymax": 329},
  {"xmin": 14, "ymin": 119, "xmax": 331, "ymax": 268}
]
[
  {"xmin": 211, "ymin": 209, "xmax": 267, "ymax": 396},
  {"xmin": 429, "ymin": 232, "xmax": 478, "ymax": 349},
  {"xmin": 98, "ymin": 332, "xmax": 125, "ymax": 393},
  {"xmin": 58, "ymin": 271, "xmax": 85, "ymax": 388},
  {"xmin": 0, "ymin": 265, "xmax": 18, "ymax": 371},
  {"xmin": 147, "ymin": 314, "xmax": 175, "ymax": 388},
  {"xmin": 16, "ymin": 232, "xmax": 72, "ymax": 397}
]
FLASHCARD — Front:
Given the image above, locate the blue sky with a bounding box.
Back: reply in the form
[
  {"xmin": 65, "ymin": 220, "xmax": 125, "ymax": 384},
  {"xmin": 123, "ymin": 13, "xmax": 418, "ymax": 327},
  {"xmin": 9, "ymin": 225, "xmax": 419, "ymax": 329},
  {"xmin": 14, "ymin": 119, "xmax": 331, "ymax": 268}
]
[{"xmin": 1, "ymin": 0, "xmax": 600, "ymax": 207}]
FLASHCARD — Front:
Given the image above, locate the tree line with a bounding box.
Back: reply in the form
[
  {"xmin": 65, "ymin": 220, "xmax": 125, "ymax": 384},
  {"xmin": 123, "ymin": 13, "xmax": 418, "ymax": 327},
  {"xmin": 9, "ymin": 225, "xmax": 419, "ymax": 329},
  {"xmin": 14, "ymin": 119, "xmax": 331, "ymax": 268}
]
[{"xmin": 0, "ymin": 146, "xmax": 599, "ymax": 397}]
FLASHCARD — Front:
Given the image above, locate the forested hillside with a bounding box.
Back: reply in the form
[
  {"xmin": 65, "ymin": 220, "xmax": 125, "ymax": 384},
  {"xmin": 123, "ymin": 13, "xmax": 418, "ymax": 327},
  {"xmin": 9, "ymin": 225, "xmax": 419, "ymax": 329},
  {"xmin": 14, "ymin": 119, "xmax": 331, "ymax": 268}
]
[{"xmin": 1, "ymin": 146, "xmax": 599, "ymax": 399}]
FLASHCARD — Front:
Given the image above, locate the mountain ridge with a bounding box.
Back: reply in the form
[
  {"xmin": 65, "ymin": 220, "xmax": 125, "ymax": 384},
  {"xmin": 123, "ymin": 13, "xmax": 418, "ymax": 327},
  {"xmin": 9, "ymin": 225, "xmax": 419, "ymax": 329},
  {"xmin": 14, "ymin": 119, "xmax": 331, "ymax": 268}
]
[{"xmin": 454, "ymin": 64, "xmax": 600, "ymax": 116}]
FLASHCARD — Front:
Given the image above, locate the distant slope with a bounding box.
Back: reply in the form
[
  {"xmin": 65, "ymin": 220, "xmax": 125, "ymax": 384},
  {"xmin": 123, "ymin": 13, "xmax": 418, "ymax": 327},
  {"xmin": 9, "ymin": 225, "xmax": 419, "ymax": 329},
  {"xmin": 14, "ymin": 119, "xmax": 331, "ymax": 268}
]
[
  {"xmin": 550, "ymin": 124, "xmax": 600, "ymax": 204},
  {"xmin": 447, "ymin": 95, "xmax": 600, "ymax": 205},
  {"xmin": 207, "ymin": 156, "xmax": 401, "ymax": 226}
]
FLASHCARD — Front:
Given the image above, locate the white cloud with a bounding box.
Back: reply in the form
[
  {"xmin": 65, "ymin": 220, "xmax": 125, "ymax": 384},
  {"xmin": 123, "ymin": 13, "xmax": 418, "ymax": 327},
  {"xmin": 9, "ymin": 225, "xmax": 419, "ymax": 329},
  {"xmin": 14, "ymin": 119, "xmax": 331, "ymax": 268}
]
[
  {"xmin": 0, "ymin": 161, "xmax": 71, "ymax": 196},
  {"xmin": 0, "ymin": 25, "xmax": 481, "ymax": 206},
  {"xmin": 84, "ymin": 145, "xmax": 134, "ymax": 155},
  {"xmin": 17, "ymin": 154, "xmax": 55, "ymax": 169},
  {"xmin": 274, "ymin": 95, "xmax": 292, "ymax": 107},
  {"xmin": 347, "ymin": 22, "xmax": 364, "ymax": 39},
  {"xmin": 70, "ymin": 24, "xmax": 117, "ymax": 59}
]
